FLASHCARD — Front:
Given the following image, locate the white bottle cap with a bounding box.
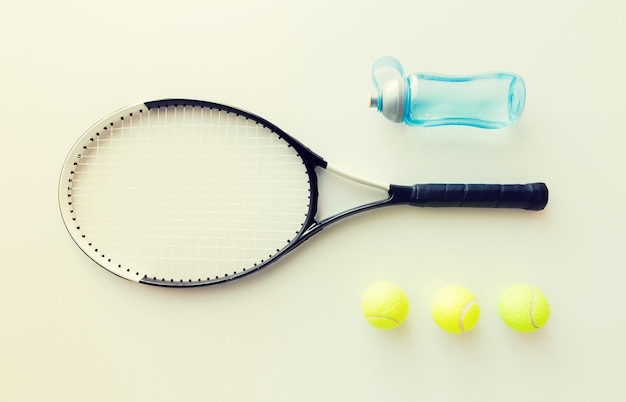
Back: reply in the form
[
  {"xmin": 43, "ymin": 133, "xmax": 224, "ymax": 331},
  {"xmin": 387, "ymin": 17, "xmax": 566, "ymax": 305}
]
[
  {"xmin": 370, "ymin": 56, "xmax": 407, "ymax": 123},
  {"xmin": 369, "ymin": 76, "xmax": 406, "ymax": 123}
]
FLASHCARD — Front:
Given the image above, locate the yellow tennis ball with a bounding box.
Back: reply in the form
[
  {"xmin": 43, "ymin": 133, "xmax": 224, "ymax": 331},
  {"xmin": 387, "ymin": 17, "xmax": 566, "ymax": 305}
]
[
  {"xmin": 498, "ymin": 284, "xmax": 550, "ymax": 332},
  {"xmin": 361, "ymin": 282, "xmax": 409, "ymax": 330},
  {"xmin": 431, "ymin": 285, "xmax": 480, "ymax": 334}
]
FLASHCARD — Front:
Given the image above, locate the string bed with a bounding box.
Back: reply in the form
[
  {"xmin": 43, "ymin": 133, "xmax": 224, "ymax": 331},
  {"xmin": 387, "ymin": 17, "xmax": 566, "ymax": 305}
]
[{"xmin": 66, "ymin": 105, "xmax": 312, "ymax": 283}]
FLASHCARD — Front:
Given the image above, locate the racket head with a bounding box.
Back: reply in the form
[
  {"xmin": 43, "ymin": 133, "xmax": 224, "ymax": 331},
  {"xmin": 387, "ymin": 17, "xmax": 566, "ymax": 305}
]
[{"xmin": 59, "ymin": 100, "xmax": 323, "ymax": 287}]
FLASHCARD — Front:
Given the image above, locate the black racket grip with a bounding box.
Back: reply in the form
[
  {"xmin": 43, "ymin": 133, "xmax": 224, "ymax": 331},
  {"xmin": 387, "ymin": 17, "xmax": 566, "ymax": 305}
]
[{"xmin": 408, "ymin": 183, "xmax": 548, "ymax": 210}]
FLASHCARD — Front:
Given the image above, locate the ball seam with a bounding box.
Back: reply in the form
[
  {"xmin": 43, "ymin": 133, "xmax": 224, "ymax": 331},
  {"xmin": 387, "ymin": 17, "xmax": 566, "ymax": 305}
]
[
  {"xmin": 367, "ymin": 315, "xmax": 400, "ymax": 325},
  {"xmin": 459, "ymin": 300, "xmax": 477, "ymax": 333},
  {"xmin": 529, "ymin": 287, "xmax": 539, "ymax": 329}
]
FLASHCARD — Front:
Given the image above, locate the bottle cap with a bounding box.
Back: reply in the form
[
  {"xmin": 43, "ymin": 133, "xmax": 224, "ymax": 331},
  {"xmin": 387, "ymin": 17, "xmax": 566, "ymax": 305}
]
[{"xmin": 370, "ymin": 56, "xmax": 407, "ymax": 123}]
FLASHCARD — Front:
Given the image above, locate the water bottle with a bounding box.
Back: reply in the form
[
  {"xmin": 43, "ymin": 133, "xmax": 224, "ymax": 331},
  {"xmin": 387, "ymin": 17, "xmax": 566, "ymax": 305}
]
[{"xmin": 369, "ymin": 57, "xmax": 526, "ymax": 129}]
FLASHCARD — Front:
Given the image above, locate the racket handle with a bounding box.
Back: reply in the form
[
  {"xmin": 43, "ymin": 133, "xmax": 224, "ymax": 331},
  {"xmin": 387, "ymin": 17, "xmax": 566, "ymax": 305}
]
[{"xmin": 405, "ymin": 183, "xmax": 548, "ymax": 210}]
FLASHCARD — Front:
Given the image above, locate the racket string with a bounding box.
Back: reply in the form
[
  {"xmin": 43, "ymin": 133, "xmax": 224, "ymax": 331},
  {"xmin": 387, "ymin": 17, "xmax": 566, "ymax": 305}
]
[{"xmin": 67, "ymin": 105, "xmax": 311, "ymax": 282}]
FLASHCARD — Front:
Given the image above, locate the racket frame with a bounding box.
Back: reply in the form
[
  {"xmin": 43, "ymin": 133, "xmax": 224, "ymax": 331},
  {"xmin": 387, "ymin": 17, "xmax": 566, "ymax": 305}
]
[{"xmin": 59, "ymin": 99, "xmax": 388, "ymax": 287}]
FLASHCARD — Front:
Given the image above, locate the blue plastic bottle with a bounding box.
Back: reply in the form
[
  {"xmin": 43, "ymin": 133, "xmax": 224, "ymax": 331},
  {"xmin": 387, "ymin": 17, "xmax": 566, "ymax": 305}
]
[{"xmin": 370, "ymin": 57, "xmax": 526, "ymax": 129}]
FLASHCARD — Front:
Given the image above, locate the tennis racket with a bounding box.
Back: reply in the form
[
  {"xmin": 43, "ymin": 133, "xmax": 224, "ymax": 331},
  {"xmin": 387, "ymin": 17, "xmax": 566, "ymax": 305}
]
[{"xmin": 59, "ymin": 99, "xmax": 548, "ymax": 287}]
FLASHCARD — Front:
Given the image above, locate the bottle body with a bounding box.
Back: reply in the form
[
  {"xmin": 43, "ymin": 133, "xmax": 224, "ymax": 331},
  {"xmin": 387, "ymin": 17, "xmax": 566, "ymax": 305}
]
[
  {"xmin": 404, "ymin": 72, "xmax": 526, "ymax": 129},
  {"xmin": 370, "ymin": 57, "xmax": 526, "ymax": 129}
]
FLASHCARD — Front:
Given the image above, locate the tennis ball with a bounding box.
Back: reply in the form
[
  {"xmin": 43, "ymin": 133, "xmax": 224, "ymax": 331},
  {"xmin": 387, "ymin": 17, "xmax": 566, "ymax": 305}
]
[
  {"xmin": 431, "ymin": 285, "xmax": 480, "ymax": 334},
  {"xmin": 361, "ymin": 282, "xmax": 409, "ymax": 330},
  {"xmin": 498, "ymin": 284, "xmax": 550, "ymax": 332}
]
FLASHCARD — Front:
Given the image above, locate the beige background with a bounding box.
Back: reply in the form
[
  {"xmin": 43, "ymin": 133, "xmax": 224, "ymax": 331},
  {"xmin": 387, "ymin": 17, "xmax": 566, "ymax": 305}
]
[{"xmin": 2, "ymin": 0, "xmax": 625, "ymax": 401}]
